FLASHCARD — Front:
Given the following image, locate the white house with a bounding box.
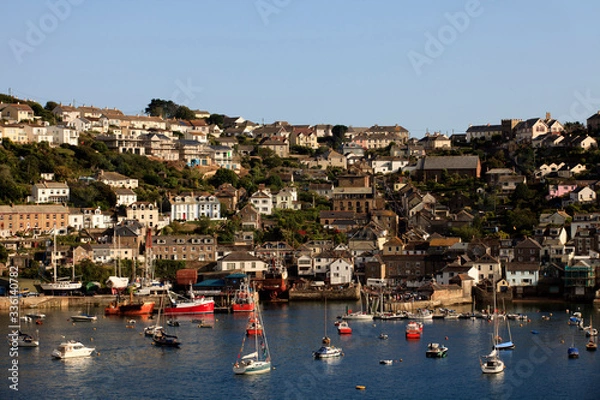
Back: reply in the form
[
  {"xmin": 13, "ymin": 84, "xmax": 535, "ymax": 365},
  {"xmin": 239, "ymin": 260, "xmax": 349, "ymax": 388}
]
[
  {"xmin": 328, "ymin": 258, "xmax": 354, "ymax": 285},
  {"xmin": 467, "ymin": 253, "xmax": 502, "ymax": 283},
  {"xmin": 69, "ymin": 207, "xmax": 113, "ymax": 230},
  {"xmin": 436, "ymin": 263, "xmax": 479, "ymax": 285},
  {"xmin": 274, "ymin": 186, "xmax": 300, "ymax": 210},
  {"xmin": 297, "ymin": 254, "xmax": 313, "ymax": 276},
  {"xmin": 370, "ymin": 157, "xmax": 410, "ymax": 174},
  {"xmin": 23, "ymin": 124, "xmax": 52, "ymax": 144},
  {"xmin": 170, "ymin": 192, "xmax": 221, "ymax": 221},
  {"xmin": 505, "ymin": 262, "xmax": 539, "ymax": 287},
  {"xmin": 115, "ymin": 188, "xmax": 138, "ymax": 207},
  {"xmin": 570, "ymin": 186, "xmax": 596, "ymax": 204},
  {"xmin": 48, "ymin": 125, "xmax": 79, "ymax": 146},
  {"xmin": 97, "ymin": 171, "xmax": 139, "ymax": 189},
  {"xmin": 250, "ymin": 188, "xmax": 273, "ymax": 215},
  {"xmin": 215, "ymin": 251, "xmax": 267, "ymax": 274},
  {"xmin": 31, "ymin": 181, "xmax": 69, "ymax": 204}
]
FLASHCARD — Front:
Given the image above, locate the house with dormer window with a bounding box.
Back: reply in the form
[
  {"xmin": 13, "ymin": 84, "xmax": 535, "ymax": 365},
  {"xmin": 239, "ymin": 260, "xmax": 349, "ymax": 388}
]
[{"xmin": 169, "ymin": 192, "xmax": 222, "ymax": 221}]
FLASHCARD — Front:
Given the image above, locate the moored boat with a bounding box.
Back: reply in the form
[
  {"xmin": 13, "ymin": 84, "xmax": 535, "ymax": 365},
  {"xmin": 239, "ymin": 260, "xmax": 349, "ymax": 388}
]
[
  {"xmin": 163, "ymin": 284, "xmax": 214, "ymax": 315},
  {"xmin": 246, "ymin": 312, "xmax": 263, "ymax": 336},
  {"xmin": 70, "ymin": 314, "xmax": 98, "ymax": 322},
  {"xmin": 233, "ymin": 299, "xmax": 272, "ymax": 375},
  {"xmin": 336, "ymin": 320, "xmax": 352, "ymax": 335},
  {"xmin": 313, "ymin": 336, "xmax": 343, "ymax": 359},
  {"xmin": 426, "ymin": 343, "xmax": 448, "ymax": 358},
  {"xmin": 568, "ymin": 346, "xmax": 579, "ymax": 358},
  {"xmin": 51, "ymin": 340, "xmax": 95, "ymax": 359},
  {"xmin": 8, "ymin": 330, "xmax": 40, "ymax": 347},
  {"xmin": 231, "ymin": 280, "xmax": 255, "ymax": 312},
  {"xmin": 105, "ymin": 295, "xmax": 155, "ymax": 316},
  {"xmin": 405, "ymin": 321, "xmax": 423, "ymax": 339}
]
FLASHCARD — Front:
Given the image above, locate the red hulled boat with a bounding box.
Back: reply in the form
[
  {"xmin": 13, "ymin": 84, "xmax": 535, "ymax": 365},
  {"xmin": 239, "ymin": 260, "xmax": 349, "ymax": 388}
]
[
  {"xmin": 245, "ymin": 312, "xmax": 263, "ymax": 336},
  {"xmin": 163, "ymin": 284, "xmax": 214, "ymax": 315},
  {"xmin": 105, "ymin": 292, "xmax": 155, "ymax": 316},
  {"xmin": 231, "ymin": 280, "xmax": 255, "ymax": 312},
  {"xmin": 405, "ymin": 321, "xmax": 423, "ymax": 339}
]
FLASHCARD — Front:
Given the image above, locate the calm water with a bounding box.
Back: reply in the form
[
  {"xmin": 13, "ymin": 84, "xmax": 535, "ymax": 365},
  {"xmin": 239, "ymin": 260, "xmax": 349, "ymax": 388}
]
[{"xmin": 1, "ymin": 301, "xmax": 600, "ymax": 400}]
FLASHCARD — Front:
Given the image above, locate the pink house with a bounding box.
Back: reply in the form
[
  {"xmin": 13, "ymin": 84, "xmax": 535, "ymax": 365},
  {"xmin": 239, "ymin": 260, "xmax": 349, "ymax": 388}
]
[{"xmin": 547, "ymin": 183, "xmax": 578, "ymax": 200}]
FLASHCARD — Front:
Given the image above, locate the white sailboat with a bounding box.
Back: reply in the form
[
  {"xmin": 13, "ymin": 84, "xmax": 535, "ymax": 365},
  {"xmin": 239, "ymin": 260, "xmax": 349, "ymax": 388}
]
[
  {"xmin": 313, "ymin": 297, "xmax": 343, "ymax": 359},
  {"xmin": 233, "ymin": 298, "xmax": 271, "ymax": 375},
  {"xmin": 39, "ymin": 231, "xmax": 82, "ymax": 293},
  {"xmin": 480, "ymin": 286, "xmax": 505, "ymax": 374},
  {"xmin": 342, "ymin": 289, "xmax": 373, "ymax": 321}
]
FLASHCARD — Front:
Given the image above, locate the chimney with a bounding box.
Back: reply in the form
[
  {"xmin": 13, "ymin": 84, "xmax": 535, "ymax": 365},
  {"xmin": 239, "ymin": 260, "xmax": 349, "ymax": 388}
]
[{"xmin": 546, "ymin": 112, "xmax": 551, "ymax": 120}]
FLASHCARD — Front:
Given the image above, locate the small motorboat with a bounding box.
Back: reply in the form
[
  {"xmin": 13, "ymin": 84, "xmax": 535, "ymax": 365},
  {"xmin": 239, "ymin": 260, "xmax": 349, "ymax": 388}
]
[
  {"xmin": 568, "ymin": 346, "xmax": 579, "ymax": 359},
  {"xmin": 336, "ymin": 320, "xmax": 352, "ymax": 335},
  {"xmin": 167, "ymin": 319, "xmax": 180, "ymax": 327},
  {"xmin": 51, "ymin": 340, "xmax": 95, "ymax": 359},
  {"xmin": 379, "ymin": 333, "xmax": 389, "ymax": 340},
  {"xmin": 71, "ymin": 314, "xmax": 98, "ymax": 322},
  {"xmin": 426, "ymin": 342, "xmax": 448, "ymax": 358},
  {"xmin": 379, "ymin": 359, "xmax": 393, "ymax": 365}
]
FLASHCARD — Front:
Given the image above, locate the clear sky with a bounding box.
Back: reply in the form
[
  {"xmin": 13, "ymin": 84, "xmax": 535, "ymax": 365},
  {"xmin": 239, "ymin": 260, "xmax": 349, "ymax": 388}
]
[{"xmin": 2, "ymin": 0, "xmax": 600, "ymax": 137}]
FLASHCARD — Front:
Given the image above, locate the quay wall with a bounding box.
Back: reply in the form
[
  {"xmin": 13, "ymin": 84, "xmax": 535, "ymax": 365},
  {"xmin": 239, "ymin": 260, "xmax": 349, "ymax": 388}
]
[{"xmin": 0, "ymin": 295, "xmax": 164, "ymax": 311}]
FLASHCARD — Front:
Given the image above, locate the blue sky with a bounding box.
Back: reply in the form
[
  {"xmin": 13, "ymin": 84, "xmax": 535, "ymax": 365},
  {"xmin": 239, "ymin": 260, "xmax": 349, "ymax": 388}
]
[{"xmin": 2, "ymin": 0, "xmax": 600, "ymax": 137}]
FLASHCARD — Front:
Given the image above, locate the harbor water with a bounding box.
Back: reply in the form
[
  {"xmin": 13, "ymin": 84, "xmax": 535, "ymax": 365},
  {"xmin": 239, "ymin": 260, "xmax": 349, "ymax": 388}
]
[{"xmin": 1, "ymin": 301, "xmax": 600, "ymax": 400}]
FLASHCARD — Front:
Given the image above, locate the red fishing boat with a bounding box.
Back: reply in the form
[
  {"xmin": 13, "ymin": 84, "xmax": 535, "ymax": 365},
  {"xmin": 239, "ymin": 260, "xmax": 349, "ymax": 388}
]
[
  {"xmin": 405, "ymin": 321, "xmax": 423, "ymax": 339},
  {"xmin": 231, "ymin": 280, "xmax": 255, "ymax": 312},
  {"xmin": 258, "ymin": 261, "xmax": 289, "ymax": 301},
  {"xmin": 163, "ymin": 284, "xmax": 214, "ymax": 315},
  {"xmin": 246, "ymin": 312, "xmax": 263, "ymax": 336}
]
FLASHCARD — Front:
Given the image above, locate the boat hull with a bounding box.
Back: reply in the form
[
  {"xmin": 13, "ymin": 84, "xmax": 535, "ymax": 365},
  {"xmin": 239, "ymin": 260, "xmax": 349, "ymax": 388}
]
[
  {"xmin": 233, "ymin": 361, "xmax": 271, "ymax": 375},
  {"xmin": 164, "ymin": 300, "xmax": 214, "ymax": 315},
  {"xmin": 313, "ymin": 346, "xmax": 343, "ymax": 359},
  {"xmin": 71, "ymin": 315, "xmax": 97, "ymax": 322},
  {"xmin": 232, "ymin": 303, "xmax": 255, "ymax": 312},
  {"xmin": 104, "ymin": 301, "xmax": 155, "ymax": 316}
]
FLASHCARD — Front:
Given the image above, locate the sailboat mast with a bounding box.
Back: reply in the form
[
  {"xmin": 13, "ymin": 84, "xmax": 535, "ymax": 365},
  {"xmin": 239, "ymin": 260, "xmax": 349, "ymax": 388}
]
[{"xmin": 53, "ymin": 230, "xmax": 57, "ymax": 283}]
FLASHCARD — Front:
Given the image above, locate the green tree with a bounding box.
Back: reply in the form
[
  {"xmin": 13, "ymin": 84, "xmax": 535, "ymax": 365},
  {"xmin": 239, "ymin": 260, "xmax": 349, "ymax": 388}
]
[
  {"xmin": 174, "ymin": 105, "xmax": 196, "ymax": 120},
  {"xmin": 145, "ymin": 98, "xmax": 178, "ymax": 118},
  {"xmin": 206, "ymin": 114, "xmax": 225, "ymax": 128},
  {"xmin": 209, "ymin": 168, "xmax": 239, "ymax": 188}
]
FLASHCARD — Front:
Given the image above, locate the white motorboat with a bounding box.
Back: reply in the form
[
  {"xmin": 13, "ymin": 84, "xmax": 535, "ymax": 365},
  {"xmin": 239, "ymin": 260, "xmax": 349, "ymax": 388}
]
[
  {"xmin": 71, "ymin": 314, "xmax": 98, "ymax": 322},
  {"xmin": 51, "ymin": 340, "xmax": 95, "ymax": 359}
]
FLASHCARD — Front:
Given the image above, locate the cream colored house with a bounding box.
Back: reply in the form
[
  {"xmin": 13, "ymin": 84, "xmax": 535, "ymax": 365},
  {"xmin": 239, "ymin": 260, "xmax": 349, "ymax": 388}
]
[
  {"xmin": 1, "ymin": 103, "xmax": 35, "ymax": 122},
  {"xmin": 0, "ymin": 124, "xmax": 28, "ymax": 143},
  {"xmin": 126, "ymin": 202, "xmax": 159, "ymax": 227}
]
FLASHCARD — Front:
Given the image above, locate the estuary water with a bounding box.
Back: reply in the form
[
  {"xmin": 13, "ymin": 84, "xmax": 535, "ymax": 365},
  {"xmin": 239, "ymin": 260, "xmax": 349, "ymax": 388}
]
[{"xmin": 1, "ymin": 301, "xmax": 599, "ymax": 400}]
